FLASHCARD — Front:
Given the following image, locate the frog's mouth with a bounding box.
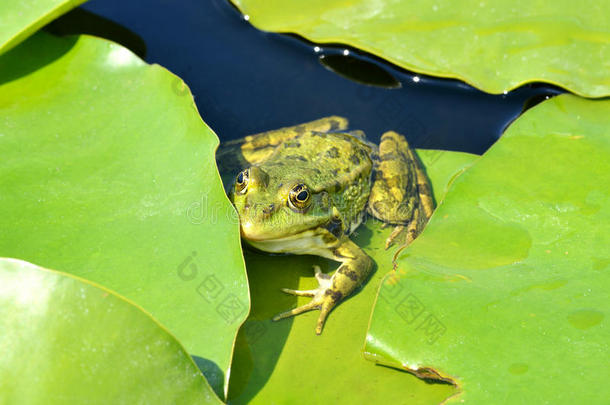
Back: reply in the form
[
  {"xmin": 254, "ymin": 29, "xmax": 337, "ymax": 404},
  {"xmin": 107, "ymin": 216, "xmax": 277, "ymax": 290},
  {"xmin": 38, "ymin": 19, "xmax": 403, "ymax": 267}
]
[
  {"xmin": 238, "ymin": 214, "xmax": 323, "ymax": 242},
  {"xmin": 240, "ymin": 221, "xmax": 310, "ymax": 244},
  {"xmin": 239, "ymin": 220, "xmax": 281, "ymax": 242}
]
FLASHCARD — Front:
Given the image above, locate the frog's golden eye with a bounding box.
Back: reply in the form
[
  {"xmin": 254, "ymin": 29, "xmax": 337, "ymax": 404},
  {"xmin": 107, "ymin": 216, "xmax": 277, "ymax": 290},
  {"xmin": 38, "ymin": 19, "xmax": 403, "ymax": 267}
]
[
  {"xmin": 289, "ymin": 184, "xmax": 311, "ymax": 210},
  {"xmin": 235, "ymin": 169, "xmax": 249, "ymax": 194}
]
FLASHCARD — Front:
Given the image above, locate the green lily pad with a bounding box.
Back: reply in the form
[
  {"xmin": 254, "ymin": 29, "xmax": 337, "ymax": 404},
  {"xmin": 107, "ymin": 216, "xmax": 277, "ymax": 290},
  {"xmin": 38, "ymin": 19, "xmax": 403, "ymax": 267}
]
[
  {"xmin": 365, "ymin": 94, "xmax": 610, "ymax": 403},
  {"xmin": 0, "ymin": 258, "xmax": 221, "ymax": 404},
  {"xmin": 0, "ymin": 0, "xmax": 86, "ymax": 55},
  {"xmin": 0, "ymin": 32, "xmax": 248, "ymax": 398},
  {"xmin": 226, "ymin": 148, "xmax": 479, "ymax": 403},
  {"xmin": 231, "ymin": 0, "xmax": 610, "ymax": 97}
]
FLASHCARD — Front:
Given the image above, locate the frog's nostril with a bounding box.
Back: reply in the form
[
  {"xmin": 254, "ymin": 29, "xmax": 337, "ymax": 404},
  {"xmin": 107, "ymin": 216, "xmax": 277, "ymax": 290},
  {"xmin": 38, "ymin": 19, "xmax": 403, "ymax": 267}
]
[{"xmin": 262, "ymin": 203, "xmax": 275, "ymax": 217}]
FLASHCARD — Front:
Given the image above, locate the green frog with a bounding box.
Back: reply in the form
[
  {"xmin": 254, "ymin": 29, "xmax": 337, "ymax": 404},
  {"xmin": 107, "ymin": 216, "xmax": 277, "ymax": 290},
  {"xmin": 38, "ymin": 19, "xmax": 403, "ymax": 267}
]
[{"xmin": 216, "ymin": 117, "xmax": 434, "ymax": 334}]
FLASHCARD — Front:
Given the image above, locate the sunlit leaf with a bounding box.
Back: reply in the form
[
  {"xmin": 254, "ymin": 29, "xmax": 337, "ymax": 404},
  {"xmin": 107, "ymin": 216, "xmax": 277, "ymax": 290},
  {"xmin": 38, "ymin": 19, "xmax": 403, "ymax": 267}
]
[
  {"xmin": 366, "ymin": 94, "xmax": 610, "ymax": 403},
  {"xmin": 0, "ymin": 32, "xmax": 248, "ymax": 398},
  {"xmin": 0, "ymin": 258, "xmax": 221, "ymax": 404},
  {"xmin": 231, "ymin": 0, "xmax": 610, "ymax": 97},
  {"xmin": 0, "ymin": 0, "xmax": 86, "ymax": 55}
]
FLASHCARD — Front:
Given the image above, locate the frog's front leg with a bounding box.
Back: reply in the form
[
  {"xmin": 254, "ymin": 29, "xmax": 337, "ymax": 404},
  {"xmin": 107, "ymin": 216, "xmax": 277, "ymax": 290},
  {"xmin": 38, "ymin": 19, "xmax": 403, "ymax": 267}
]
[{"xmin": 272, "ymin": 236, "xmax": 374, "ymax": 334}]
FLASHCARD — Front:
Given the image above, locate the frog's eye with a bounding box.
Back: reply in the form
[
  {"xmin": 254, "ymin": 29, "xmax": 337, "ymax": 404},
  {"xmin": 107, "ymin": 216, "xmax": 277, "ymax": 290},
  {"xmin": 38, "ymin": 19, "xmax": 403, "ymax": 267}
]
[
  {"xmin": 235, "ymin": 169, "xmax": 249, "ymax": 194},
  {"xmin": 289, "ymin": 184, "xmax": 311, "ymax": 210}
]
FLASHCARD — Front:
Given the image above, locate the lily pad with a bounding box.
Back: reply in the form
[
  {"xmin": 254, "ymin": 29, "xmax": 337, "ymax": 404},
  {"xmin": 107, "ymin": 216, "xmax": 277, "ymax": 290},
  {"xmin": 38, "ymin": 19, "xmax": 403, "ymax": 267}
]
[
  {"xmin": 0, "ymin": 258, "xmax": 221, "ymax": 404},
  {"xmin": 226, "ymin": 148, "xmax": 479, "ymax": 403},
  {"xmin": 0, "ymin": 32, "xmax": 248, "ymax": 398},
  {"xmin": 0, "ymin": 0, "xmax": 86, "ymax": 55},
  {"xmin": 231, "ymin": 0, "xmax": 610, "ymax": 97},
  {"xmin": 365, "ymin": 94, "xmax": 610, "ymax": 403}
]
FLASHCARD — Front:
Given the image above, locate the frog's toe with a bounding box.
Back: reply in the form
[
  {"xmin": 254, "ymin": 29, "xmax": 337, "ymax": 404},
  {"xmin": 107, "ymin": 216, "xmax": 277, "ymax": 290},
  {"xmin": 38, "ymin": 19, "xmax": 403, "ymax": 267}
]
[
  {"xmin": 272, "ymin": 294, "xmax": 334, "ymax": 335},
  {"xmin": 315, "ymin": 303, "xmax": 333, "ymax": 335},
  {"xmin": 312, "ymin": 265, "xmax": 331, "ymax": 282},
  {"xmin": 272, "ymin": 301, "xmax": 318, "ymax": 321},
  {"xmin": 385, "ymin": 225, "xmax": 406, "ymax": 249},
  {"xmin": 280, "ymin": 287, "xmax": 315, "ymax": 297},
  {"xmin": 272, "ymin": 265, "xmax": 336, "ymax": 334}
]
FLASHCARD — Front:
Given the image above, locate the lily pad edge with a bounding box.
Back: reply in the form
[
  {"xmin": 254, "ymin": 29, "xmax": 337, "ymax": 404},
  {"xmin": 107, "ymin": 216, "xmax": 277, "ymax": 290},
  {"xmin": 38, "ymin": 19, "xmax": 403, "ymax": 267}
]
[
  {"xmin": 1, "ymin": 256, "xmax": 220, "ymax": 400},
  {"xmin": 359, "ymin": 149, "xmax": 479, "ymax": 404},
  {"xmin": 165, "ymin": 66, "xmax": 253, "ymax": 400},
  {"xmin": 0, "ymin": 0, "xmax": 87, "ymax": 55},
  {"xmin": 229, "ymin": 0, "xmax": 604, "ymax": 98}
]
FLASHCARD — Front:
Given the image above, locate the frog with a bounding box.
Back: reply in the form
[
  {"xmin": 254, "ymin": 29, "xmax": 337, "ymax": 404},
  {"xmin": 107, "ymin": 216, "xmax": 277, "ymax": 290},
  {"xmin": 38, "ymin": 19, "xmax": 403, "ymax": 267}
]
[{"xmin": 216, "ymin": 116, "xmax": 434, "ymax": 334}]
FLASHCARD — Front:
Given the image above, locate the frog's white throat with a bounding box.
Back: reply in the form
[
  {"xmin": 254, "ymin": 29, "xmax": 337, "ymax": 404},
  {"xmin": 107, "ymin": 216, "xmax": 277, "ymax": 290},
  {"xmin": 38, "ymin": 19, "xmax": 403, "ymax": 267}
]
[
  {"xmin": 243, "ymin": 210, "xmax": 365, "ymax": 258},
  {"xmin": 245, "ymin": 229, "xmax": 338, "ymax": 259}
]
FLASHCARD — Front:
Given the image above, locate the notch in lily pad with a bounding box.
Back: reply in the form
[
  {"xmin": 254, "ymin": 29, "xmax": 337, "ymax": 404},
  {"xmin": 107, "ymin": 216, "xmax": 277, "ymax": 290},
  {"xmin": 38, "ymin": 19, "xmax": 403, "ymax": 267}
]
[
  {"xmin": 44, "ymin": 7, "xmax": 147, "ymax": 59},
  {"xmin": 319, "ymin": 52, "xmax": 401, "ymax": 89}
]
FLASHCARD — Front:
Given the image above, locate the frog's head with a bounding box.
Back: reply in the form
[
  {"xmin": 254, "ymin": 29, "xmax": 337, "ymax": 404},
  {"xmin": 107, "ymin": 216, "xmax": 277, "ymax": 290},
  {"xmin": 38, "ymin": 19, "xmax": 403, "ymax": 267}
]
[{"xmin": 230, "ymin": 166, "xmax": 335, "ymax": 241}]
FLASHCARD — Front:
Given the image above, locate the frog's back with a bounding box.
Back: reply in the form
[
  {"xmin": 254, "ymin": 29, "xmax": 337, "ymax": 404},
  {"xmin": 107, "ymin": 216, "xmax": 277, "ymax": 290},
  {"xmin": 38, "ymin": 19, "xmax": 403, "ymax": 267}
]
[{"xmin": 263, "ymin": 131, "xmax": 373, "ymax": 192}]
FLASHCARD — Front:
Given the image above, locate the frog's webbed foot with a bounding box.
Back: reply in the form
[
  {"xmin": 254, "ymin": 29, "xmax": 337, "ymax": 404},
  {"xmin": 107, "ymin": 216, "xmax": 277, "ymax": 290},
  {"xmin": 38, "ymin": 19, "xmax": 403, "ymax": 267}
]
[
  {"xmin": 273, "ymin": 237, "xmax": 374, "ymax": 334},
  {"xmin": 273, "ymin": 266, "xmax": 336, "ymax": 335},
  {"xmin": 384, "ymin": 204, "xmax": 427, "ymax": 249},
  {"xmin": 279, "ymin": 266, "xmax": 330, "ymax": 297},
  {"xmin": 273, "ymin": 266, "xmax": 333, "ymax": 331}
]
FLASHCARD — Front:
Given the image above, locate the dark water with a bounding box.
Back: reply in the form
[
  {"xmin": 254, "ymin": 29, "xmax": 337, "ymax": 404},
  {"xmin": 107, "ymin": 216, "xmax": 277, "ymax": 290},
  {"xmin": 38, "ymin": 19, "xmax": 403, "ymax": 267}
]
[{"xmin": 47, "ymin": 0, "xmax": 562, "ymax": 155}]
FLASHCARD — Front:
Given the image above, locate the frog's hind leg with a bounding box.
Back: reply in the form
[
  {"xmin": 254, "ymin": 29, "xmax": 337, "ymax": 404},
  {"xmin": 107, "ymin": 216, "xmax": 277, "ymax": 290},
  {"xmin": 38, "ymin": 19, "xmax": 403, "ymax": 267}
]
[
  {"xmin": 273, "ymin": 236, "xmax": 374, "ymax": 334},
  {"xmin": 367, "ymin": 131, "xmax": 434, "ymax": 249}
]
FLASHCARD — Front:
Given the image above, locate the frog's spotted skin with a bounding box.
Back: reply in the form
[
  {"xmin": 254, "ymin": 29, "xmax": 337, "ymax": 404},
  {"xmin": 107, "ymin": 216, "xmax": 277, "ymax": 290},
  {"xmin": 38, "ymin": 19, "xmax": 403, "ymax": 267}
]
[
  {"xmin": 369, "ymin": 131, "xmax": 435, "ymax": 247},
  {"xmin": 217, "ymin": 117, "xmax": 434, "ymax": 334},
  {"xmin": 216, "ymin": 116, "xmax": 349, "ymax": 180}
]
